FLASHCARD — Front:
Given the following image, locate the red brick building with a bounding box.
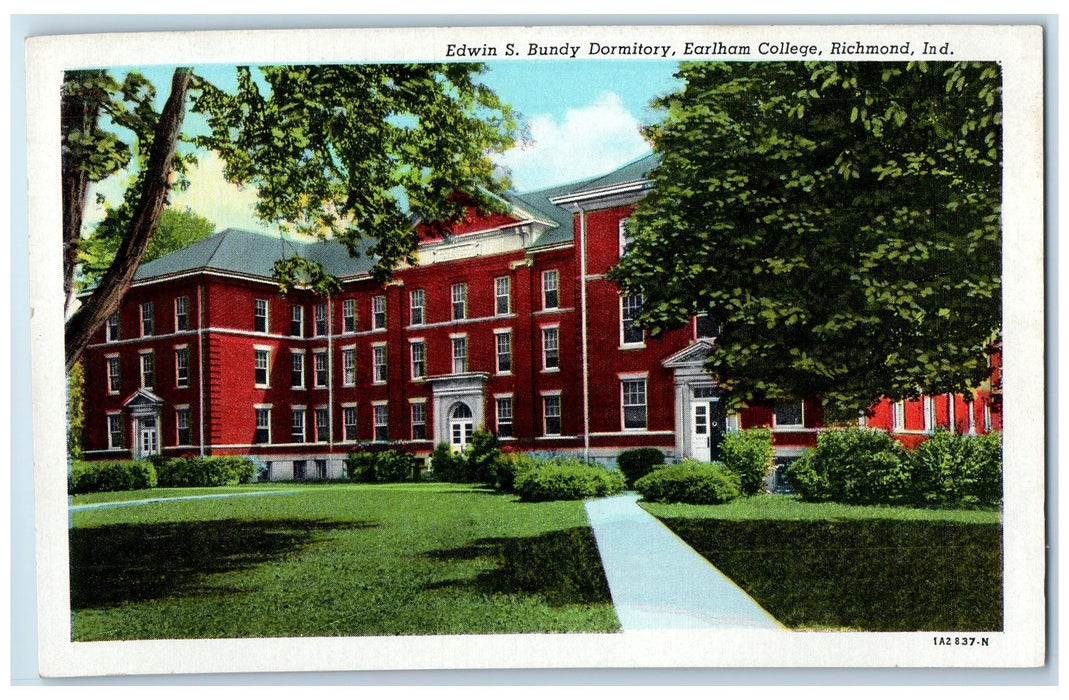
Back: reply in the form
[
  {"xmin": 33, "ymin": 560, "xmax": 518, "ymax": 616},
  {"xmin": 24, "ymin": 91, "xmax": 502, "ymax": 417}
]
[{"xmin": 78, "ymin": 154, "xmax": 996, "ymax": 479}]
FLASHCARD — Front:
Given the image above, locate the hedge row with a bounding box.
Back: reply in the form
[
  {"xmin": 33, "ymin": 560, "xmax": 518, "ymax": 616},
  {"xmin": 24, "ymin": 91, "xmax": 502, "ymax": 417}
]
[
  {"xmin": 785, "ymin": 428, "xmax": 1001, "ymax": 508},
  {"xmin": 345, "ymin": 449, "xmax": 420, "ymax": 483},
  {"xmin": 633, "ymin": 460, "xmax": 742, "ymax": 505},
  {"xmin": 512, "ymin": 458, "xmax": 627, "ymax": 502},
  {"xmin": 430, "ymin": 430, "xmax": 501, "ymax": 483},
  {"xmin": 69, "ymin": 460, "xmax": 156, "ymax": 494},
  {"xmin": 69, "ymin": 455, "xmax": 256, "ymax": 494}
]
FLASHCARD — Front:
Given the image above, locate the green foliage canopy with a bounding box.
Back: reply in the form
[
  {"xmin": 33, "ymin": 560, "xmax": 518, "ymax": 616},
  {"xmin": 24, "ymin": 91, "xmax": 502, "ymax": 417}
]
[{"xmin": 610, "ymin": 62, "xmax": 1002, "ymax": 418}]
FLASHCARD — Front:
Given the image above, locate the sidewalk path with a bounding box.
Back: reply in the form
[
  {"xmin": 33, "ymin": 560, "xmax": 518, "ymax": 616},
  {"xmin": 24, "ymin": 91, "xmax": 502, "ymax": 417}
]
[{"xmin": 585, "ymin": 492, "xmax": 784, "ymax": 631}]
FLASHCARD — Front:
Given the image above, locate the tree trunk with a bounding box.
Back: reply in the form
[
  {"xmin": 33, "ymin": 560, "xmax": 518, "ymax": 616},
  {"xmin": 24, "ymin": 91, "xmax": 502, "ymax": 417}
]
[
  {"xmin": 64, "ymin": 68, "xmax": 191, "ymax": 372},
  {"xmin": 60, "ymin": 76, "xmax": 103, "ymax": 312}
]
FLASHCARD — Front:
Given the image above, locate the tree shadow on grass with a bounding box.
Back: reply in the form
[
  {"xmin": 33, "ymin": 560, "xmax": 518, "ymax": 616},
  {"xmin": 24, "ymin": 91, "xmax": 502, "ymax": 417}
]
[
  {"xmin": 70, "ymin": 518, "xmax": 378, "ymax": 609},
  {"xmin": 424, "ymin": 527, "xmax": 612, "ymax": 607}
]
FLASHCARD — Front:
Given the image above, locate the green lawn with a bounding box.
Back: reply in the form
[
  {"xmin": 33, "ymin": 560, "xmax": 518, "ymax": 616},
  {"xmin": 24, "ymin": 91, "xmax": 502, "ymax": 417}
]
[
  {"xmin": 70, "ymin": 483, "xmax": 619, "ymax": 640},
  {"xmin": 642, "ymin": 495, "xmax": 1002, "ymax": 631}
]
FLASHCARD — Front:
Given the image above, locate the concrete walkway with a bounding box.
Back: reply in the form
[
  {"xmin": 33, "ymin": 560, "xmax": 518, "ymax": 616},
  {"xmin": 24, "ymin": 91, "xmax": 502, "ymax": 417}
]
[{"xmin": 585, "ymin": 492, "xmax": 784, "ymax": 631}]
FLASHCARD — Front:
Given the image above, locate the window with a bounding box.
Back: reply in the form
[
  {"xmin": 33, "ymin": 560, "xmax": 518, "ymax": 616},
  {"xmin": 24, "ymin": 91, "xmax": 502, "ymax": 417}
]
[
  {"xmin": 291, "ymin": 305, "xmax": 304, "ymax": 336},
  {"xmin": 107, "ymin": 356, "xmax": 120, "ymax": 394},
  {"xmin": 410, "ymin": 341, "xmax": 425, "ymax": 380},
  {"xmin": 175, "ymin": 407, "xmax": 191, "ymax": 445},
  {"xmin": 543, "ymin": 395, "xmax": 561, "ymax": 436},
  {"xmin": 411, "ymin": 402, "xmax": 427, "ymax": 440},
  {"xmin": 542, "ymin": 270, "xmax": 559, "ymax": 310},
  {"xmin": 496, "ymin": 396, "xmax": 513, "ymax": 438},
  {"xmin": 373, "ymin": 344, "xmax": 387, "ymax": 383},
  {"xmin": 618, "ymin": 217, "xmax": 631, "ymax": 257},
  {"xmin": 695, "ymin": 314, "xmax": 718, "ymax": 339},
  {"xmin": 342, "ymin": 298, "xmax": 356, "ymax": 333},
  {"xmin": 291, "ymin": 407, "xmax": 306, "ymax": 443},
  {"xmin": 315, "ymin": 304, "xmax": 327, "ymax": 336},
  {"xmin": 372, "ymin": 295, "xmax": 386, "ymax": 330},
  {"xmin": 891, "ymin": 401, "xmax": 905, "ymax": 432},
  {"xmin": 495, "ymin": 331, "xmax": 512, "ymax": 374},
  {"xmin": 313, "ymin": 350, "xmax": 327, "ymax": 388},
  {"xmin": 343, "ymin": 406, "xmax": 358, "ymax": 441},
  {"xmin": 140, "ymin": 302, "xmax": 154, "ymax": 337},
  {"xmin": 293, "ymin": 460, "xmax": 307, "ymax": 480},
  {"xmin": 255, "ymin": 348, "xmax": 270, "ymax": 387},
  {"xmin": 173, "ymin": 296, "xmax": 189, "ymax": 332},
  {"xmin": 451, "ymin": 283, "xmax": 467, "ymax": 320},
  {"xmin": 291, "ymin": 350, "xmax": 305, "ymax": 389},
  {"xmin": 542, "ymin": 326, "xmax": 559, "ymax": 370},
  {"xmin": 140, "ymin": 351, "xmax": 154, "ymax": 389},
  {"xmin": 341, "ymin": 347, "xmax": 355, "ymax": 387},
  {"xmin": 175, "ymin": 347, "xmax": 189, "ymax": 388},
  {"xmin": 452, "ymin": 336, "xmax": 468, "ymax": 374},
  {"xmin": 314, "ymin": 459, "xmax": 327, "ymax": 480},
  {"xmin": 495, "ymin": 277, "xmax": 511, "ymax": 315},
  {"xmin": 410, "ymin": 289, "xmax": 425, "ymax": 326},
  {"xmin": 621, "ymin": 294, "xmax": 644, "ymax": 345},
  {"xmin": 373, "ymin": 403, "xmax": 389, "ymax": 441},
  {"xmin": 254, "ymin": 298, "xmax": 269, "ymax": 333},
  {"xmin": 622, "ymin": 378, "xmax": 648, "ymax": 430},
  {"xmin": 104, "ymin": 414, "xmax": 124, "ymax": 449},
  {"xmin": 923, "ymin": 396, "xmax": 936, "ymax": 433},
  {"xmin": 775, "ymin": 402, "xmax": 805, "ymax": 428},
  {"xmin": 254, "ymin": 407, "xmax": 271, "ymax": 444},
  {"xmin": 315, "ymin": 407, "xmax": 329, "ymax": 442},
  {"xmin": 105, "ymin": 313, "xmax": 120, "ymax": 342}
]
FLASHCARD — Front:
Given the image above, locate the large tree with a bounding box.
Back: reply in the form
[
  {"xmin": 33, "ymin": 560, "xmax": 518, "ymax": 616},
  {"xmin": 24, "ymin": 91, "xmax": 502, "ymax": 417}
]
[
  {"xmin": 610, "ymin": 62, "xmax": 1001, "ymax": 419},
  {"xmin": 62, "ymin": 64, "xmax": 518, "ymax": 371}
]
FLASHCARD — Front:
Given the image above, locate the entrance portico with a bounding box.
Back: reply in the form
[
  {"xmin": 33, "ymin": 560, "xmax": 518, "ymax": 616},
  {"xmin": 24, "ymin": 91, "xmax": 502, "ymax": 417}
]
[
  {"xmin": 122, "ymin": 388, "xmax": 164, "ymax": 459},
  {"xmin": 426, "ymin": 372, "xmax": 489, "ymax": 451},
  {"xmin": 662, "ymin": 340, "xmax": 725, "ymax": 462}
]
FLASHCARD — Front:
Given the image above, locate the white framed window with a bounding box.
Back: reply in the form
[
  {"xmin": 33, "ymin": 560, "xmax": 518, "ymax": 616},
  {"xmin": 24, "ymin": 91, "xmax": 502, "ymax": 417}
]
[
  {"xmin": 174, "ymin": 296, "xmax": 189, "ymax": 332},
  {"xmin": 621, "ymin": 378, "xmax": 648, "ymax": 430},
  {"xmin": 341, "ymin": 347, "xmax": 356, "ymax": 387},
  {"xmin": 542, "ymin": 270, "xmax": 559, "ymax": 310},
  {"xmin": 618, "ymin": 217, "xmax": 631, "ymax": 257},
  {"xmin": 254, "ymin": 298, "xmax": 269, "ymax": 333},
  {"xmin": 107, "ymin": 413, "xmax": 124, "ymax": 450},
  {"xmin": 291, "ymin": 304, "xmax": 304, "ymax": 336},
  {"xmin": 695, "ymin": 314, "xmax": 718, "ymax": 339},
  {"xmin": 291, "ymin": 407, "xmax": 306, "ymax": 443},
  {"xmin": 291, "ymin": 350, "xmax": 305, "ymax": 389},
  {"xmin": 451, "ymin": 335, "xmax": 468, "ymax": 374},
  {"xmin": 342, "ymin": 298, "xmax": 357, "ymax": 333},
  {"xmin": 105, "ymin": 312, "xmax": 120, "ymax": 342},
  {"xmin": 411, "ymin": 401, "xmax": 427, "ymax": 440},
  {"xmin": 314, "ymin": 304, "xmax": 327, "ymax": 336},
  {"xmin": 984, "ymin": 402, "xmax": 992, "ymax": 432},
  {"xmin": 495, "ymin": 330, "xmax": 512, "ymax": 374},
  {"xmin": 372, "ymin": 295, "xmax": 386, "ymax": 330},
  {"xmin": 542, "ymin": 326, "xmax": 559, "ymax": 371},
  {"xmin": 451, "ymin": 283, "xmax": 467, "ymax": 320},
  {"xmin": 342, "ymin": 405, "xmax": 358, "ymax": 441},
  {"xmin": 254, "ymin": 406, "xmax": 272, "ymax": 444},
  {"xmin": 313, "ymin": 350, "xmax": 327, "ymax": 388},
  {"xmin": 495, "ymin": 276, "xmax": 511, "ymax": 315},
  {"xmin": 495, "ymin": 396, "xmax": 513, "ymax": 438},
  {"xmin": 725, "ymin": 414, "xmax": 741, "ymax": 433},
  {"xmin": 621, "ymin": 294, "xmax": 644, "ymax": 346},
  {"xmin": 372, "ymin": 343, "xmax": 387, "ymax": 384},
  {"xmin": 106, "ymin": 355, "xmax": 120, "ymax": 394},
  {"xmin": 373, "ymin": 402, "xmax": 389, "ymax": 441},
  {"xmin": 175, "ymin": 346, "xmax": 189, "ymax": 388},
  {"xmin": 923, "ymin": 396, "xmax": 936, "ymax": 433},
  {"xmin": 140, "ymin": 301, "xmax": 154, "ymax": 337},
  {"xmin": 543, "ymin": 394, "xmax": 561, "ymax": 436},
  {"xmin": 410, "ymin": 340, "xmax": 426, "ymax": 380},
  {"xmin": 315, "ymin": 406, "xmax": 329, "ymax": 443},
  {"xmin": 774, "ymin": 402, "xmax": 805, "ymax": 429},
  {"xmin": 410, "ymin": 289, "xmax": 425, "ymax": 326},
  {"xmin": 254, "ymin": 347, "xmax": 270, "ymax": 388},
  {"xmin": 175, "ymin": 407, "xmax": 191, "ymax": 446},
  {"xmin": 891, "ymin": 401, "xmax": 906, "ymax": 432},
  {"xmin": 139, "ymin": 350, "xmax": 155, "ymax": 389}
]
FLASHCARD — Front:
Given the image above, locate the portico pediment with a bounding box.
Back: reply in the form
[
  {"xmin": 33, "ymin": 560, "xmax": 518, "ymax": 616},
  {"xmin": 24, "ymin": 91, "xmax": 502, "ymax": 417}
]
[
  {"xmin": 662, "ymin": 339, "xmax": 714, "ymax": 369},
  {"xmin": 122, "ymin": 388, "xmax": 164, "ymax": 409}
]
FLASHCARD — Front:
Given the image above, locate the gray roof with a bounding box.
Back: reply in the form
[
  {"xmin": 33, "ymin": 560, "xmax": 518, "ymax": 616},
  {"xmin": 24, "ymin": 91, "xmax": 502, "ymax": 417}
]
[{"xmin": 132, "ymin": 154, "xmax": 660, "ymax": 282}]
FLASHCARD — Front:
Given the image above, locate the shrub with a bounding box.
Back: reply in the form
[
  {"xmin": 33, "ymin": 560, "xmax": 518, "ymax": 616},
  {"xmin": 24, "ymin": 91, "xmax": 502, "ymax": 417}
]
[
  {"xmin": 616, "ymin": 447, "xmax": 665, "ymax": 486},
  {"xmin": 633, "ymin": 460, "xmax": 741, "ymax": 504},
  {"xmin": 910, "ymin": 430, "xmax": 1002, "ymax": 508},
  {"xmin": 465, "ymin": 429, "xmax": 501, "ymax": 484},
  {"xmin": 785, "ymin": 428, "xmax": 911, "ymax": 505},
  {"xmin": 719, "ymin": 428, "xmax": 774, "ymax": 495},
  {"xmin": 69, "ymin": 459, "xmax": 156, "ymax": 494},
  {"xmin": 430, "ymin": 442, "xmax": 468, "ymax": 482},
  {"xmin": 488, "ymin": 452, "xmax": 538, "ymax": 493},
  {"xmin": 513, "ymin": 459, "xmax": 626, "ymax": 502},
  {"xmin": 346, "ymin": 449, "xmax": 418, "ymax": 483},
  {"xmin": 155, "ymin": 456, "xmax": 256, "ymax": 487}
]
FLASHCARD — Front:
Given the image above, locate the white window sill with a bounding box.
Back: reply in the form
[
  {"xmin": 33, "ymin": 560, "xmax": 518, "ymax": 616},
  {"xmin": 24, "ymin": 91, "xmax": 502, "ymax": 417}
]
[
  {"xmin": 619, "ymin": 343, "xmax": 646, "ymax": 351},
  {"xmin": 541, "ymin": 367, "xmax": 560, "ymax": 374}
]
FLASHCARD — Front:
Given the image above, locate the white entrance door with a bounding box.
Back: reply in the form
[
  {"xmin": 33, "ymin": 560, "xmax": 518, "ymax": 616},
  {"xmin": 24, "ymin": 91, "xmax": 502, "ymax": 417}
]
[
  {"xmin": 691, "ymin": 402, "xmax": 712, "ymax": 462},
  {"xmin": 448, "ymin": 402, "xmax": 474, "ymax": 452},
  {"xmin": 138, "ymin": 416, "xmax": 159, "ymax": 457}
]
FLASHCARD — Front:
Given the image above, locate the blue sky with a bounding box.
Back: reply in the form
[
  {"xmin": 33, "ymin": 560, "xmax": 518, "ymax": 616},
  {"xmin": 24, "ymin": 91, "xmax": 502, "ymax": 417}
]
[{"xmin": 87, "ymin": 60, "xmax": 683, "ymax": 234}]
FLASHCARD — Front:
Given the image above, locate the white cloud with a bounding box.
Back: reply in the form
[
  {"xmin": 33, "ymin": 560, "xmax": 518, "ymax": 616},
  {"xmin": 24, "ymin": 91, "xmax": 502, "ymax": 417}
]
[{"xmin": 496, "ymin": 92, "xmax": 651, "ymax": 191}]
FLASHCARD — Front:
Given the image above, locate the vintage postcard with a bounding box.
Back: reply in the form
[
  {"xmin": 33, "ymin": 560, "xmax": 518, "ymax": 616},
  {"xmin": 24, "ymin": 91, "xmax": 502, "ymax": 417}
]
[{"xmin": 25, "ymin": 23, "xmax": 1045, "ymax": 677}]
